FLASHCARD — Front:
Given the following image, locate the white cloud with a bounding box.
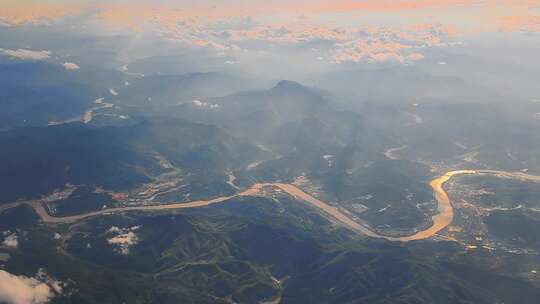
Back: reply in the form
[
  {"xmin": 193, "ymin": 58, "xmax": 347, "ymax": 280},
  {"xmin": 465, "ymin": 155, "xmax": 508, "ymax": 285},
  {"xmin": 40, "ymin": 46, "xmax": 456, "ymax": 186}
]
[
  {"xmin": 107, "ymin": 226, "xmax": 141, "ymax": 255},
  {"xmin": 107, "ymin": 226, "xmax": 123, "ymax": 234},
  {"xmin": 0, "ymin": 48, "xmax": 51, "ymax": 60},
  {"xmin": 0, "ymin": 269, "xmax": 63, "ymax": 304},
  {"xmin": 132, "ymin": 9, "xmax": 452, "ymax": 66},
  {"xmin": 2, "ymin": 233, "xmax": 18, "ymax": 248},
  {"xmin": 62, "ymin": 62, "xmax": 80, "ymax": 70},
  {"xmin": 189, "ymin": 100, "xmax": 219, "ymax": 109}
]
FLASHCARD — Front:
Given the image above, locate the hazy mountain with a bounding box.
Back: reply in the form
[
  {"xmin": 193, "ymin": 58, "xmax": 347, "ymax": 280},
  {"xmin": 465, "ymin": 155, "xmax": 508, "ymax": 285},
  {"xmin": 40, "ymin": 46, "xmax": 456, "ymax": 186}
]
[
  {"xmin": 0, "ymin": 118, "xmax": 264, "ymax": 203},
  {"xmin": 0, "ymin": 62, "xmax": 125, "ymax": 130},
  {"xmin": 2, "ymin": 3, "xmax": 540, "ymax": 304},
  {"xmin": 113, "ymin": 72, "xmax": 270, "ymax": 106},
  {"xmin": 313, "ymin": 67, "xmax": 511, "ymax": 105}
]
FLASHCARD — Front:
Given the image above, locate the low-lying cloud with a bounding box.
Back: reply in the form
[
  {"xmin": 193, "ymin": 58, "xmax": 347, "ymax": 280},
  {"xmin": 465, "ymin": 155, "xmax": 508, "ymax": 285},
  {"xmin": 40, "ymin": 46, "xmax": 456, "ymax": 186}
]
[
  {"xmin": 2, "ymin": 232, "xmax": 18, "ymax": 248},
  {"xmin": 0, "ymin": 48, "xmax": 51, "ymax": 60},
  {"xmin": 62, "ymin": 62, "xmax": 80, "ymax": 70},
  {"xmin": 0, "ymin": 269, "xmax": 64, "ymax": 304},
  {"xmin": 107, "ymin": 226, "xmax": 141, "ymax": 255},
  {"xmin": 188, "ymin": 100, "xmax": 219, "ymax": 109}
]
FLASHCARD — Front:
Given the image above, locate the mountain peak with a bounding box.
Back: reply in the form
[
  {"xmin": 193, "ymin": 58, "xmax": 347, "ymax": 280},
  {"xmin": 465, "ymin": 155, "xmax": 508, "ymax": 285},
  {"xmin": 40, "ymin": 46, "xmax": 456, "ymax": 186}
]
[{"xmin": 273, "ymin": 80, "xmax": 307, "ymax": 91}]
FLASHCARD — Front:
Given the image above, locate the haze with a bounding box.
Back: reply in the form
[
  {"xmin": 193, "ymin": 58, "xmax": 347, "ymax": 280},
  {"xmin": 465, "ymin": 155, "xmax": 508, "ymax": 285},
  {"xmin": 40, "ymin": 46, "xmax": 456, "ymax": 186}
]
[{"xmin": 1, "ymin": 1, "xmax": 540, "ymax": 304}]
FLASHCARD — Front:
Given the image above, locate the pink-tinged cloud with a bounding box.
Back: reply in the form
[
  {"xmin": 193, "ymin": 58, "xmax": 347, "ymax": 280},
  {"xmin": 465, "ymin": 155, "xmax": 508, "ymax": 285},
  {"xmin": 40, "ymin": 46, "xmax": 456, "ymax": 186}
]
[
  {"xmin": 2, "ymin": 1, "xmax": 540, "ymax": 38},
  {"xmin": 2, "ymin": 233, "xmax": 18, "ymax": 248},
  {"xmin": 62, "ymin": 62, "xmax": 80, "ymax": 70},
  {"xmin": 0, "ymin": 2, "xmax": 84, "ymax": 25},
  {"xmin": 498, "ymin": 15, "xmax": 540, "ymax": 32},
  {"xmin": 407, "ymin": 53, "xmax": 425, "ymax": 61},
  {"xmin": 314, "ymin": 0, "xmax": 474, "ymax": 12},
  {"xmin": 0, "ymin": 270, "xmax": 63, "ymax": 304},
  {"xmin": 1, "ymin": 0, "xmax": 538, "ymax": 68},
  {"xmin": 0, "ymin": 48, "xmax": 51, "ymax": 60}
]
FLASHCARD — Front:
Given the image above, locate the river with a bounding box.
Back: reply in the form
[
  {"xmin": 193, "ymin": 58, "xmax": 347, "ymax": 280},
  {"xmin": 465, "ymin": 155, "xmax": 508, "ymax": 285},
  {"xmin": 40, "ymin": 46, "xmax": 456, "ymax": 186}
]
[{"xmin": 4, "ymin": 170, "xmax": 540, "ymax": 242}]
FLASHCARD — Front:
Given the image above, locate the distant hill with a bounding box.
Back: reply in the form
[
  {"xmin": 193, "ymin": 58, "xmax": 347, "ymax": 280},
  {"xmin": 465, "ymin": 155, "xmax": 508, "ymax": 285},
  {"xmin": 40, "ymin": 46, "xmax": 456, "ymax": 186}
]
[
  {"xmin": 0, "ymin": 118, "xmax": 265, "ymax": 203},
  {"xmin": 0, "ymin": 61, "xmax": 125, "ymax": 130},
  {"xmin": 314, "ymin": 66, "xmax": 508, "ymax": 105},
  {"xmin": 112, "ymin": 72, "xmax": 270, "ymax": 106},
  {"xmin": 168, "ymin": 80, "xmax": 382, "ymax": 154}
]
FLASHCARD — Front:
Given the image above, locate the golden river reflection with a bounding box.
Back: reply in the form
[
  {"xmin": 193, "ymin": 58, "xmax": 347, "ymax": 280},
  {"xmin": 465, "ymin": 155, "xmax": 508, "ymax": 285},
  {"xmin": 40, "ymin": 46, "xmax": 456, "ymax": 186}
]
[{"xmin": 9, "ymin": 170, "xmax": 540, "ymax": 242}]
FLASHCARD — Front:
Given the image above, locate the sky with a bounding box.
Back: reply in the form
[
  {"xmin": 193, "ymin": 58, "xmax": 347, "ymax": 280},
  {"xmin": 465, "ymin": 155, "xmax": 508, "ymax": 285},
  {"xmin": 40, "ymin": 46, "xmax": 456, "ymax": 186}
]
[
  {"xmin": 2, "ymin": 0, "xmax": 539, "ymax": 30},
  {"xmin": 1, "ymin": 1, "xmax": 539, "ymax": 78}
]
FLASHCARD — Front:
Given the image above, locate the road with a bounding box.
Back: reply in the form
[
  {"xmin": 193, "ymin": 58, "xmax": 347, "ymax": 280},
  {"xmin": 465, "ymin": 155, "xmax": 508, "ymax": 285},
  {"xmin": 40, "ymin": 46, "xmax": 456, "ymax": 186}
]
[{"xmin": 3, "ymin": 170, "xmax": 539, "ymax": 242}]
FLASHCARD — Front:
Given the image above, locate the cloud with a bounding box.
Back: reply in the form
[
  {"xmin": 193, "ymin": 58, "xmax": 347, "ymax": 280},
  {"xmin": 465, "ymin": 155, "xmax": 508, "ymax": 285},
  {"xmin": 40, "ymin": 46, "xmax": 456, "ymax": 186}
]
[
  {"xmin": 0, "ymin": 1, "xmax": 536, "ymax": 73},
  {"xmin": 188, "ymin": 100, "xmax": 219, "ymax": 109},
  {"xmin": 0, "ymin": 269, "xmax": 63, "ymax": 304},
  {"xmin": 0, "ymin": 0, "xmax": 537, "ymax": 74},
  {"xmin": 0, "ymin": 48, "xmax": 51, "ymax": 60},
  {"xmin": 407, "ymin": 53, "xmax": 425, "ymax": 61},
  {"xmin": 2, "ymin": 0, "xmax": 539, "ymax": 37},
  {"xmin": 107, "ymin": 226, "xmax": 141, "ymax": 255},
  {"xmin": 2, "ymin": 233, "xmax": 18, "ymax": 248},
  {"xmin": 498, "ymin": 15, "xmax": 540, "ymax": 33},
  {"xmin": 371, "ymin": 52, "xmax": 405, "ymax": 62},
  {"xmin": 324, "ymin": 24, "xmax": 460, "ymax": 64},
  {"xmin": 0, "ymin": 2, "xmax": 85, "ymax": 26},
  {"xmin": 107, "ymin": 226, "xmax": 123, "ymax": 234},
  {"xmin": 62, "ymin": 62, "xmax": 80, "ymax": 70},
  {"xmin": 147, "ymin": 19, "xmax": 441, "ymax": 65},
  {"xmin": 314, "ymin": 0, "xmax": 475, "ymax": 13}
]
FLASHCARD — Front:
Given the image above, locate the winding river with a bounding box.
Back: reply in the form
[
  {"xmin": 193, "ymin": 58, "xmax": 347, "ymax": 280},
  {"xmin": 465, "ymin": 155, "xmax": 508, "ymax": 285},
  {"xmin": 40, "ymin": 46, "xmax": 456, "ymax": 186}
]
[{"xmin": 4, "ymin": 170, "xmax": 540, "ymax": 242}]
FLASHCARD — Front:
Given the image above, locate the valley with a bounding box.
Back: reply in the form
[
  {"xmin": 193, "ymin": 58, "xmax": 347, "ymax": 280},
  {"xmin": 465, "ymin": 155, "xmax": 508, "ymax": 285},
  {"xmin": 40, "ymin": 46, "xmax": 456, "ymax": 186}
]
[
  {"xmin": 3, "ymin": 169, "xmax": 538, "ymax": 243},
  {"xmin": 3, "ymin": 2, "xmax": 540, "ymax": 302}
]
